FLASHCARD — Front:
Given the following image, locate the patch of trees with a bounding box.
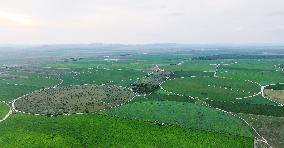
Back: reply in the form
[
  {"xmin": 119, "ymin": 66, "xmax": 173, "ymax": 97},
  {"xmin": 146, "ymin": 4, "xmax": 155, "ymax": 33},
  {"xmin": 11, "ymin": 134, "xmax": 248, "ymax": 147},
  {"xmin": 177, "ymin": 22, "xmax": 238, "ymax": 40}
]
[
  {"xmin": 192, "ymin": 54, "xmax": 284, "ymax": 60},
  {"xmin": 266, "ymin": 84, "xmax": 284, "ymax": 90},
  {"xmin": 132, "ymin": 71, "xmax": 173, "ymax": 94}
]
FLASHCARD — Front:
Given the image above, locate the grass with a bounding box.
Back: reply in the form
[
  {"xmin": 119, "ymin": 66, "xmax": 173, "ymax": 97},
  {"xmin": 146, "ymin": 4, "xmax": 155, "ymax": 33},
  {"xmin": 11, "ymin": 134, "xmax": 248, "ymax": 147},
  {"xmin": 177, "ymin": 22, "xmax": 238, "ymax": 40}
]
[
  {"xmin": 231, "ymin": 95, "xmax": 279, "ymax": 105},
  {"xmin": 160, "ymin": 60, "xmax": 216, "ymax": 72},
  {"xmin": 0, "ymin": 113, "xmax": 253, "ymax": 148},
  {"xmin": 60, "ymin": 68, "xmax": 147, "ymax": 87},
  {"xmin": 146, "ymin": 90, "xmax": 193, "ymax": 102},
  {"xmin": 0, "ymin": 72, "xmax": 60, "ymax": 101},
  {"xmin": 101, "ymin": 101, "xmax": 253, "ymax": 137},
  {"xmin": 161, "ymin": 77, "xmax": 260, "ymax": 101},
  {"xmin": 218, "ymin": 60, "xmax": 284, "ymax": 85},
  {"xmin": 205, "ymin": 100, "xmax": 284, "ymax": 117},
  {"xmin": 171, "ymin": 71, "xmax": 214, "ymax": 78},
  {"xmin": 0, "ymin": 102, "xmax": 9, "ymax": 119}
]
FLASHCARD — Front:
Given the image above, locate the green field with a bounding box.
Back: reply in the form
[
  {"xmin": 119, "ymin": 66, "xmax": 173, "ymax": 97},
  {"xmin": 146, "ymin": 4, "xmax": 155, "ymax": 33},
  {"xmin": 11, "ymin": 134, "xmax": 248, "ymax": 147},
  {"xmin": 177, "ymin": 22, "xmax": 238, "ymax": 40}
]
[
  {"xmin": 0, "ymin": 102, "xmax": 9, "ymax": 119},
  {"xmin": 218, "ymin": 60, "xmax": 284, "ymax": 85},
  {"xmin": 206, "ymin": 100, "xmax": 284, "ymax": 117},
  {"xmin": 0, "ymin": 72, "xmax": 60, "ymax": 101},
  {"xmin": 60, "ymin": 68, "xmax": 147, "ymax": 87},
  {"xmin": 146, "ymin": 89, "xmax": 192, "ymax": 102},
  {"xmin": 231, "ymin": 95, "xmax": 279, "ymax": 105},
  {"xmin": 0, "ymin": 113, "xmax": 253, "ymax": 148},
  {"xmin": 101, "ymin": 101, "xmax": 253, "ymax": 137},
  {"xmin": 1, "ymin": 50, "xmax": 284, "ymax": 147},
  {"xmin": 160, "ymin": 60, "xmax": 216, "ymax": 72},
  {"xmin": 161, "ymin": 77, "xmax": 260, "ymax": 101}
]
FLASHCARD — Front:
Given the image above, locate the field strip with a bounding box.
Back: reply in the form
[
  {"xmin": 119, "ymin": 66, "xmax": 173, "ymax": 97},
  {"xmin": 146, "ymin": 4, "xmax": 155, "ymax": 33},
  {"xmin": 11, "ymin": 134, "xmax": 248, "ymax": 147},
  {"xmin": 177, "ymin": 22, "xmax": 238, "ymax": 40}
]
[
  {"xmin": 0, "ymin": 101, "xmax": 12, "ymax": 123},
  {"xmin": 70, "ymin": 67, "xmax": 153, "ymax": 85}
]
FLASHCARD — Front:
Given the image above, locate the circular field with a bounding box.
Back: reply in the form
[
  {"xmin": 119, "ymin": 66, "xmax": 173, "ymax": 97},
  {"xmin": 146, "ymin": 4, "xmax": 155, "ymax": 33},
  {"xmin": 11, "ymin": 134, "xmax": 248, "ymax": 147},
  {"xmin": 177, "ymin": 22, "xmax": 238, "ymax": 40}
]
[
  {"xmin": 15, "ymin": 85, "xmax": 135, "ymax": 116},
  {"xmin": 161, "ymin": 77, "xmax": 260, "ymax": 101}
]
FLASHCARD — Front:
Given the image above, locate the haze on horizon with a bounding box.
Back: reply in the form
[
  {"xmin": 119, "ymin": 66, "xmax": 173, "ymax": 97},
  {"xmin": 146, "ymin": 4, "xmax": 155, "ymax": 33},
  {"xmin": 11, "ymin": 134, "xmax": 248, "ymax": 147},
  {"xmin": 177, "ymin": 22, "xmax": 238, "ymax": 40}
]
[{"xmin": 0, "ymin": 0, "xmax": 284, "ymax": 45}]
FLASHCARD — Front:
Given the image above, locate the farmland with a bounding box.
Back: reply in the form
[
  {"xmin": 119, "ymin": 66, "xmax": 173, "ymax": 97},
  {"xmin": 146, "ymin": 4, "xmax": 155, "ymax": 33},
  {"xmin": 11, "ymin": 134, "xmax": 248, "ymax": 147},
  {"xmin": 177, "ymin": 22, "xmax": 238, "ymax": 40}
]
[
  {"xmin": 0, "ymin": 113, "xmax": 253, "ymax": 148},
  {"xmin": 0, "ymin": 47, "xmax": 284, "ymax": 147},
  {"xmin": 101, "ymin": 101, "xmax": 253, "ymax": 137},
  {"xmin": 161, "ymin": 77, "xmax": 260, "ymax": 101},
  {"xmin": 0, "ymin": 102, "xmax": 9, "ymax": 119},
  {"xmin": 0, "ymin": 72, "xmax": 60, "ymax": 101},
  {"xmin": 60, "ymin": 68, "xmax": 147, "ymax": 87}
]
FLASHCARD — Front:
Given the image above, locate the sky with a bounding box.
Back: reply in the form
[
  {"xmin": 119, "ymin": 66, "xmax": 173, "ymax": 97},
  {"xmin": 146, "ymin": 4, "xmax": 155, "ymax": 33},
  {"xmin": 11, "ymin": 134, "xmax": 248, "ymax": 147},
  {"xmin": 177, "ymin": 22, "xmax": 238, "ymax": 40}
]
[{"xmin": 0, "ymin": 0, "xmax": 284, "ymax": 44}]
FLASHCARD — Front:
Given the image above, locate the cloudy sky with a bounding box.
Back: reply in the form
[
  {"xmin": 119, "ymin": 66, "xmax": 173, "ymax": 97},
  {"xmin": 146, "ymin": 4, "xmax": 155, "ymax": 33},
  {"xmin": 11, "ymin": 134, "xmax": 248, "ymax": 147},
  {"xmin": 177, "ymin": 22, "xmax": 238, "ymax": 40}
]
[{"xmin": 0, "ymin": 0, "xmax": 284, "ymax": 44}]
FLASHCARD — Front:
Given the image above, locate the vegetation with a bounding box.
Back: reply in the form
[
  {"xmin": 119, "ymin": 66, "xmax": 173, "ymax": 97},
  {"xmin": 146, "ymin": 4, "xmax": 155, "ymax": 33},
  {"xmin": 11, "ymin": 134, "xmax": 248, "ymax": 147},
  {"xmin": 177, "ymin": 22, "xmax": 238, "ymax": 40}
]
[
  {"xmin": 0, "ymin": 113, "xmax": 253, "ymax": 148},
  {"xmin": 101, "ymin": 101, "xmax": 253, "ymax": 137},
  {"xmin": 132, "ymin": 71, "xmax": 172, "ymax": 94},
  {"xmin": 0, "ymin": 102, "xmax": 9, "ymax": 119},
  {"xmin": 60, "ymin": 68, "xmax": 147, "ymax": 87},
  {"xmin": 264, "ymin": 89, "xmax": 284, "ymax": 104},
  {"xmin": 265, "ymin": 84, "xmax": 284, "ymax": 90},
  {"xmin": 239, "ymin": 113, "xmax": 284, "ymax": 148},
  {"xmin": 192, "ymin": 54, "xmax": 284, "ymax": 60},
  {"xmin": 205, "ymin": 100, "xmax": 284, "ymax": 117},
  {"xmin": 171, "ymin": 71, "xmax": 214, "ymax": 78},
  {"xmin": 0, "ymin": 72, "xmax": 60, "ymax": 101},
  {"xmin": 161, "ymin": 77, "xmax": 260, "ymax": 101},
  {"xmin": 15, "ymin": 85, "xmax": 135, "ymax": 116},
  {"xmin": 1, "ymin": 50, "xmax": 284, "ymax": 147},
  {"xmin": 218, "ymin": 60, "xmax": 284, "ymax": 85}
]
